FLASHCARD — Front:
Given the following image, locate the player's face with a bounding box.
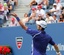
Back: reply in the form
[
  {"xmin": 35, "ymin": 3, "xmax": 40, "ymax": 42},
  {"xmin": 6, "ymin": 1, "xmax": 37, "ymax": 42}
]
[{"xmin": 37, "ymin": 25, "xmax": 42, "ymax": 30}]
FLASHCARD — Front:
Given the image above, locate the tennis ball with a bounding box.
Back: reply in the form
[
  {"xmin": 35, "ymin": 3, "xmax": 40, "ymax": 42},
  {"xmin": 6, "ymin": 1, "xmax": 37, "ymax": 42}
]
[{"xmin": 4, "ymin": 3, "xmax": 7, "ymax": 6}]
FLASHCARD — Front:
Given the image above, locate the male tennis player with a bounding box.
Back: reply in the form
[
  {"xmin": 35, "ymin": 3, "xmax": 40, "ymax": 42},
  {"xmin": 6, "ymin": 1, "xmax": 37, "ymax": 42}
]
[{"xmin": 12, "ymin": 13, "xmax": 61, "ymax": 55}]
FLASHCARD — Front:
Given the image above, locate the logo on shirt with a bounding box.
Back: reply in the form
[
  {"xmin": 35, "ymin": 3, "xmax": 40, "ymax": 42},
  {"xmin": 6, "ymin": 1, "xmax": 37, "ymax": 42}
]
[{"xmin": 16, "ymin": 37, "xmax": 23, "ymax": 49}]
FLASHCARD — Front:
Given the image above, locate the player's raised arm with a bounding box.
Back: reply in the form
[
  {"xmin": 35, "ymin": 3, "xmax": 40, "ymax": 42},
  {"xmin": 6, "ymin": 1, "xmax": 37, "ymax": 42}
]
[{"xmin": 11, "ymin": 13, "xmax": 28, "ymax": 30}]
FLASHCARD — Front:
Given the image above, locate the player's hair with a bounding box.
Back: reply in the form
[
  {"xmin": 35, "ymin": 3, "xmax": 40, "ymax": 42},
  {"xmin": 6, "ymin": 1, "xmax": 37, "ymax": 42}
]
[{"xmin": 41, "ymin": 28, "xmax": 45, "ymax": 31}]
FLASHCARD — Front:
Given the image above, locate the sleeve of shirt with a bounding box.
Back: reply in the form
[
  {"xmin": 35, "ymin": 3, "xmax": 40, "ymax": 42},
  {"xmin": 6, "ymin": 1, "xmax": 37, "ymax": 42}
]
[
  {"xmin": 26, "ymin": 28, "xmax": 39, "ymax": 36},
  {"xmin": 49, "ymin": 37, "xmax": 55, "ymax": 45}
]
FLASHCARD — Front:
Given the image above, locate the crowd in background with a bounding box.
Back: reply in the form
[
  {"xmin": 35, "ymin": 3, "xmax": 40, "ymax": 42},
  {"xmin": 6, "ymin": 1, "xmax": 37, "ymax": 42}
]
[
  {"xmin": 0, "ymin": 0, "xmax": 18, "ymax": 27},
  {"xmin": 0, "ymin": 0, "xmax": 64, "ymax": 27},
  {"xmin": 26, "ymin": 0, "xmax": 64, "ymax": 25}
]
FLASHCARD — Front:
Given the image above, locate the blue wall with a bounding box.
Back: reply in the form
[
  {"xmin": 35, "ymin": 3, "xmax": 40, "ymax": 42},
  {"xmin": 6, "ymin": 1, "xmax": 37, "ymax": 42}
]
[{"xmin": 0, "ymin": 23, "xmax": 64, "ymax": 55}]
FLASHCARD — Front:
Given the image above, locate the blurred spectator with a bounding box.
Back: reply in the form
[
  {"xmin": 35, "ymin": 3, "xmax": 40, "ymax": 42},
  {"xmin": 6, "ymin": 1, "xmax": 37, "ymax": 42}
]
[
  {"xmin": 10, "ymin": 0, "xmax": 15, "ymax": 10},
  {"xmin": 37, "ymin": 14, "xmax": 45, "ymax": 21},
  {"xmin": 29, "ymin": 0, "xmax": 38, "ymax": 8},
  {"xmin": 0, "ymin": 2, "xmax": 4, "ymax": 11},
  {"xmin": 9, "ymin": 18, "xmax": 18, "ymax": 27},
  {"xmin": 7, "ymin": 1, "xmax": 12, "ymax": 13},
  {"xmin": 52, "ymin": 14, "xmax": 58, "ymax": 23},
  {"xmin": 0, "ymin": 0, "xmax": 17, "ymax": 27},
  {"xmin": 4, "ymin": 3, "xmax": 9, "ymax": 21},
  {"xmin": 62, "ymin": 7, "xmax": 64, "ymax": 10},
  {"xmin": 45, "ymin": 12, "xmax": 54, "ymax": 24},
  {"xmin": 4, "ymin": 0, "xmax": 9, "ymax": 3},
  {"xmin": 35, "ymin": 0, "xmax": 42, "ymax": 4},
  {"xmin": 62, "ymin": 7, "xmax": 64, "ymax": 15},
  {"xmin": 30, "ymin": 8, "xmax": 36, "ymax": 18},
  {"xmin": 0, "ymin": 2, "xmax": 4, "ymax": 27},
  {"xmin": 21, "ymin": 13, "xmax": 29, "ymax": 25},
  {"xmin": 55, "ymin": 0, "xmax": 62, "ymax": 9},
  {"xmin": 40, "ymin": 0, "xmax": 49, "ymax": 10},
  {"xmin": 36, "ymin": 5, "xmax": 46, "ymax": 19},
  {"xmin": 28, "ymin": 0, "xmax": 38, "ymax": 16},
  {"xmin": 14, "ymin": 0, "xmax": 18, "ymax": 6},
  {"xmin": 49, "ymin": 3, "xmax": 61, "ymax": 19},
  {"xmin": 22, "ymin": 12, "xmax": 37, "ymax": 25},
  {"xmin": 58, "ymin": 14, "xmax": 64, "ymax": 23},
  {"xmin": 28, "ymin": 8, "xmax": 36, "ymax": 24}
]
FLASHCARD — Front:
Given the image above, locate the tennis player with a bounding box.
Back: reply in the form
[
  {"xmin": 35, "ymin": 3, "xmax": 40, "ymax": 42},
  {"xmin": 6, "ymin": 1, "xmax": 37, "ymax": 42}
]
[{"xmin": 12, "ymin": 13, "xmax": 61, "ymax": 55}]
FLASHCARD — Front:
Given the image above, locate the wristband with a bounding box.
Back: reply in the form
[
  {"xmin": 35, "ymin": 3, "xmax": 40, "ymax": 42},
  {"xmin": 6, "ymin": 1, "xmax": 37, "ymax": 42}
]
[
  {"xmin": 56, "ymin": 52, "xmax": 61, "ymax": 55},
  {"xmin": 16, "ymin": 17, "xmax": 20, "ymax": 22}
]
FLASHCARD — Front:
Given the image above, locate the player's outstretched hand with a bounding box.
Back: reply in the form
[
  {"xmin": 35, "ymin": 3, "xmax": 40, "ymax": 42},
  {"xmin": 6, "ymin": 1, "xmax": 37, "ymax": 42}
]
[
  {"xmin": 57, "ymin": 52, "xmax": 62, "ymax": 55},
  {"xmin": 11, "ymin": 13, "xmax": 18, "ymax": 17}
]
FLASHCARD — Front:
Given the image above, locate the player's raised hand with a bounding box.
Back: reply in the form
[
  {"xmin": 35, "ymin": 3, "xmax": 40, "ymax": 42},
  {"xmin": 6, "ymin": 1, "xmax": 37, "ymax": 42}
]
[
  {"xmin": 11, "ymin": 13, "xmax": 18, "ymax": 17},
  {"xmin": 56, "ymin": 52, "xmax": 62, "ymax": 55}
]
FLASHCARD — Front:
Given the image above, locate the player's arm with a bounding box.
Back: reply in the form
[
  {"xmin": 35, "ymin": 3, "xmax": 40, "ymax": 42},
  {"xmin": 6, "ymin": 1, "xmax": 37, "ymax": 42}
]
[
  {"xmin": 11, "ymin": 13, "xmax": 29, "ymax": 30},
  {"xmin": 11, "ymin": 12, "xmax": 36, "ymax": 30},
  {"xmin": 49, "ymin": 37, "xmax": 61, "ymax": 55},
  {"xmin": 53, "ymin": 44, "xmax": 61, "ymax": 55},
  {"xmin": 17, "ymin": 19, "xmax": 28, "ymax": 30}
]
